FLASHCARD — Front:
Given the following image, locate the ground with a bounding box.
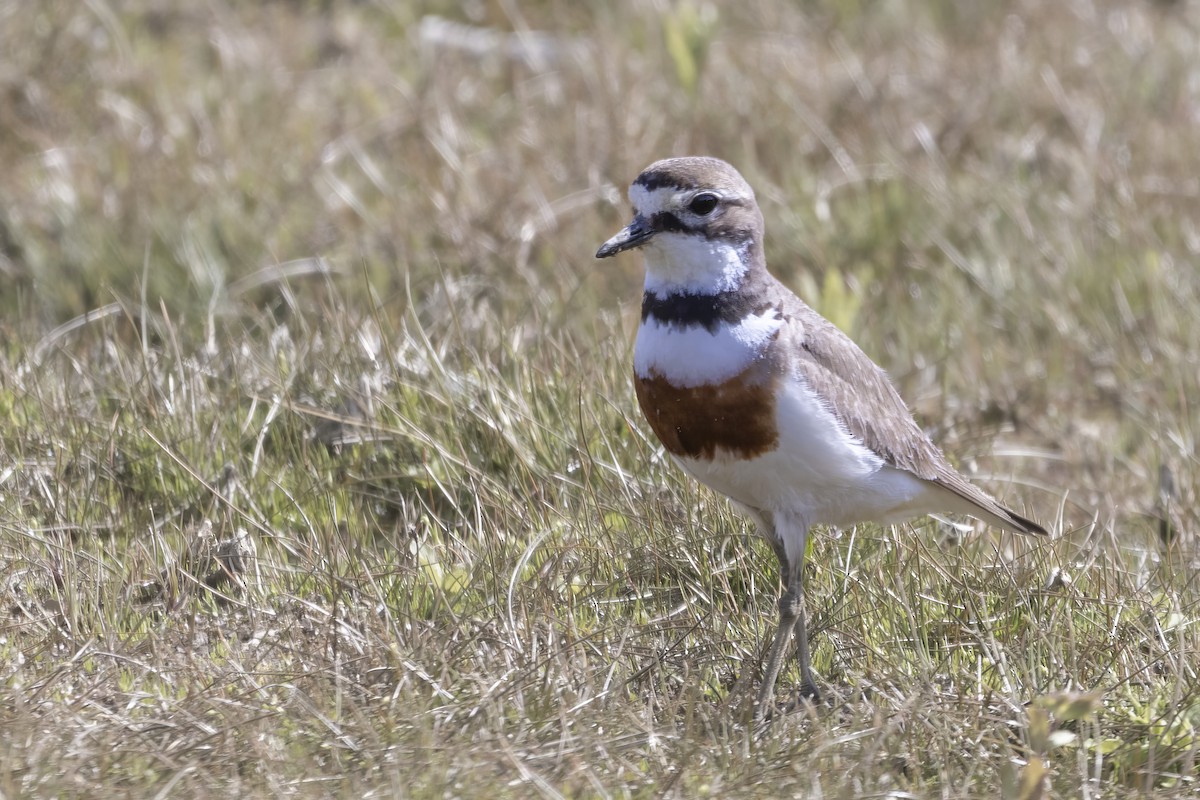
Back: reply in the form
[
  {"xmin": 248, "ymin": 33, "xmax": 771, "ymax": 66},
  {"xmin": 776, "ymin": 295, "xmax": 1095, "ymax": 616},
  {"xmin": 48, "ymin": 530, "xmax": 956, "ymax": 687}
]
[{"xmin": 2, "ymin": 1, "xmax": 1200, "ymax": 797}]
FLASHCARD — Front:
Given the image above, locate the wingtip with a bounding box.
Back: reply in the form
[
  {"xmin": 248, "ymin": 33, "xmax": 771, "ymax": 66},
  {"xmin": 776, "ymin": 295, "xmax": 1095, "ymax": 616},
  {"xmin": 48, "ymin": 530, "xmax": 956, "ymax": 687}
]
[
  {"xmin": 931, "ymin": 476, "xmax": 1051, "ymax": 537},
  {"xmin": 1005, "ymin": 508, "xmax": 1050, "ymax": 537}
]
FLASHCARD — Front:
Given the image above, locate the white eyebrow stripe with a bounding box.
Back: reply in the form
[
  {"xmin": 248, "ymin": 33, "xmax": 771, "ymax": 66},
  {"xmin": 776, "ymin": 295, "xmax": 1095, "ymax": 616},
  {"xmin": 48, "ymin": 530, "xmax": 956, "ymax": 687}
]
[{"xmin": 629, "ymin": 183, "xmax": 685, "ymax": 216}]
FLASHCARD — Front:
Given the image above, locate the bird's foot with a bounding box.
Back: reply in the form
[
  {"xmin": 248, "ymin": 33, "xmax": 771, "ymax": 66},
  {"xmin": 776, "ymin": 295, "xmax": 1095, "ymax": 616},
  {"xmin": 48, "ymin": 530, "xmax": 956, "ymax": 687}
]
[
  {"xmin": 783, "ymin": 682, "xmax": 823, "ymax": 714},
  {"xmin": 755, "ymin": 682, "xmax": 823, "ymax": 722}
]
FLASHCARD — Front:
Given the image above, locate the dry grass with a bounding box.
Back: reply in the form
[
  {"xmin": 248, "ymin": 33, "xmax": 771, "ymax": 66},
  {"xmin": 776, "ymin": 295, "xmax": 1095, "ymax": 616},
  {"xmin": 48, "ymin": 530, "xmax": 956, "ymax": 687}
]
[{"xmin": 3, "ymin": 0, "xmax": 1200, "ymax": 796}]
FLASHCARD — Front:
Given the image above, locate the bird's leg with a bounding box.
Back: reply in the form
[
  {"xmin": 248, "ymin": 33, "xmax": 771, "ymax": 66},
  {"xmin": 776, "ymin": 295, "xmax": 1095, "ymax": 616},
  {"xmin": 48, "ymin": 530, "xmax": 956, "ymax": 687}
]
[
  {"xmin": 755, "ymin": 524, "xmax": 818, "ymax": 719},
  {"xmin": 790, "ymin": 550, "xmax": 820, "ymax": 702},
  {"xmin": 755, "ymin": 576, "xmax": 798, "ymax": 717}
]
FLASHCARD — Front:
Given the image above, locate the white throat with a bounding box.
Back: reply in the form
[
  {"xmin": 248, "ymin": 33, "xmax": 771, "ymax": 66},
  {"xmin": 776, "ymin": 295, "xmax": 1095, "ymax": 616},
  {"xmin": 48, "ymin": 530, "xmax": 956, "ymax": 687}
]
[{"xmin": 641, "ymin": 234, "xmax": 751, "ymax": 296}]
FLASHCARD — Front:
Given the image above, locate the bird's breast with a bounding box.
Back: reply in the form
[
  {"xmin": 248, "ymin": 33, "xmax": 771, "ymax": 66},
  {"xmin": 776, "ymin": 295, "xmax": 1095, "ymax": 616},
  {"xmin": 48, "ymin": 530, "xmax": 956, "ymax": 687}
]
[
  {"xmin": 633, "ymin": 306, "xmax": 782, "ymax": 385},
  {"xmin": 633, "ymin": 307, "xmax": 785, "ymax": 460},
  {"xmin": 633, "ymin": 365, "xmax": 780, "ymax": 461}
]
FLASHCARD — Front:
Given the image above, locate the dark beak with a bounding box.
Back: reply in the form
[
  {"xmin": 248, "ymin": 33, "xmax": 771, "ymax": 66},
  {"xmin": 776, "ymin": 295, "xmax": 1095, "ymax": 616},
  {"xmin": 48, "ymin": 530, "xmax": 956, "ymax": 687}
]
[{"xmin": 595, "ymin": 215, "xmax": 655, "ymax": 259}]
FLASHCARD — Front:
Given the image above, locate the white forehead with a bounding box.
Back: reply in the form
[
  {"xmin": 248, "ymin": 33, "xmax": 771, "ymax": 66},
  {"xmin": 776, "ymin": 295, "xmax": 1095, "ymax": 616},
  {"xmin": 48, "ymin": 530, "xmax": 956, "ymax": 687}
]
[{"xmin": 629, "ymin": 183, "xmax": 689, "ymax": 216}]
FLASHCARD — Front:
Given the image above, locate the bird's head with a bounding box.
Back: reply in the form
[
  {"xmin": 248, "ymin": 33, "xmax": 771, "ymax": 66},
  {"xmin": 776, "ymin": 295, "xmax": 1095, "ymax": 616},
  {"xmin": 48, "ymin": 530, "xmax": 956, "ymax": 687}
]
[{"xmin": 596, "ymin": 157, "xmax": 765, "ymax": 295}]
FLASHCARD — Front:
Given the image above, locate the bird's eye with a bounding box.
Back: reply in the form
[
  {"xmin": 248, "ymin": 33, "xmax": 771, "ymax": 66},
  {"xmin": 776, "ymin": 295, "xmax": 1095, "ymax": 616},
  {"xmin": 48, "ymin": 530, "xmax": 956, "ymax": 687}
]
[{"xmin": 688, "ymin": 193, "xmax": 719, "ymax": 216}]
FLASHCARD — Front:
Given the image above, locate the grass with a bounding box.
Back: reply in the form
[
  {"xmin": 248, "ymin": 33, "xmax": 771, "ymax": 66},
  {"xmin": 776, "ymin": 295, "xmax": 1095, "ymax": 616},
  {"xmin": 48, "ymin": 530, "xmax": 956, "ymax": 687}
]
[{"xmin": 3, "ymin": 0, "xmax": 1200, "ymax": 796}]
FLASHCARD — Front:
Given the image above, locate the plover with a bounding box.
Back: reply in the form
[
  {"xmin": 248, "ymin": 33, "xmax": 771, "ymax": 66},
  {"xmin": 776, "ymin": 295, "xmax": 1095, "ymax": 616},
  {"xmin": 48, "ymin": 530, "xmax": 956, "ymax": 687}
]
[{"xmin": 596, "ymin": 156, "xmax": 1048, "ymax": 718}]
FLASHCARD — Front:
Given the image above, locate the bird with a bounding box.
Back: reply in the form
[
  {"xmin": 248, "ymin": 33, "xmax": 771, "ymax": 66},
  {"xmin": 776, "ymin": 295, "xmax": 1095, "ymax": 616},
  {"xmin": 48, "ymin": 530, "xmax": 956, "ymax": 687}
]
[{"xmin": 595, "ymin": 156, "xmax": 1048, "ymax": 719}]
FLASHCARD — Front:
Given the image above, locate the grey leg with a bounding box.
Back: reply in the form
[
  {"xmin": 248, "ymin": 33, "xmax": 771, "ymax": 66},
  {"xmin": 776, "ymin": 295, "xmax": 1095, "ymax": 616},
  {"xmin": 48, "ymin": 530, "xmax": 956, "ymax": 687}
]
[{"xmin": 755, "ymin": 521, "xmax": 820, "ymax": 719}]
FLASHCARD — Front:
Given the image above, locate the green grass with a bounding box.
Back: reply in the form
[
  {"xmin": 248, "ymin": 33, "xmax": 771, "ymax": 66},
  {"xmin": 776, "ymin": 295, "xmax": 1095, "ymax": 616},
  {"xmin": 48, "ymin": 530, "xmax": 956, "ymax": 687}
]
[{"xmin": 3, "ymin": 0, "xmax": 1200, "ymax": 796}]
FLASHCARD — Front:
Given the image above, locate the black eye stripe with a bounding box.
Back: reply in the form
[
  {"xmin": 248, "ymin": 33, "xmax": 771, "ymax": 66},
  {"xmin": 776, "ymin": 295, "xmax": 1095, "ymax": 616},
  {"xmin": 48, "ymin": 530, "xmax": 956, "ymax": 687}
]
[{"xmin": 650, "ymin": 212, "xmax": 688, "ymax": 232}]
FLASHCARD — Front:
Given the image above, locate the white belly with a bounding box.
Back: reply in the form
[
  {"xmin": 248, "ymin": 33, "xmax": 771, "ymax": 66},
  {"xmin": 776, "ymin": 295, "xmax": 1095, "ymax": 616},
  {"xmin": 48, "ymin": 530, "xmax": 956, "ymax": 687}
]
[{"xmin": 673, "ymin": 378, "xmax": 933, "ymax": 527}]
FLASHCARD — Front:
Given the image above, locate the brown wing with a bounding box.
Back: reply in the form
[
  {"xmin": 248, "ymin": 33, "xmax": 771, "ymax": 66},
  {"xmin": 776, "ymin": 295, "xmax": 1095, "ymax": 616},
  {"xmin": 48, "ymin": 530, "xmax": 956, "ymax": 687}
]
[{"xmin": 772, "ymin": 284, "xmax": 1047, "ymax": 536}]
